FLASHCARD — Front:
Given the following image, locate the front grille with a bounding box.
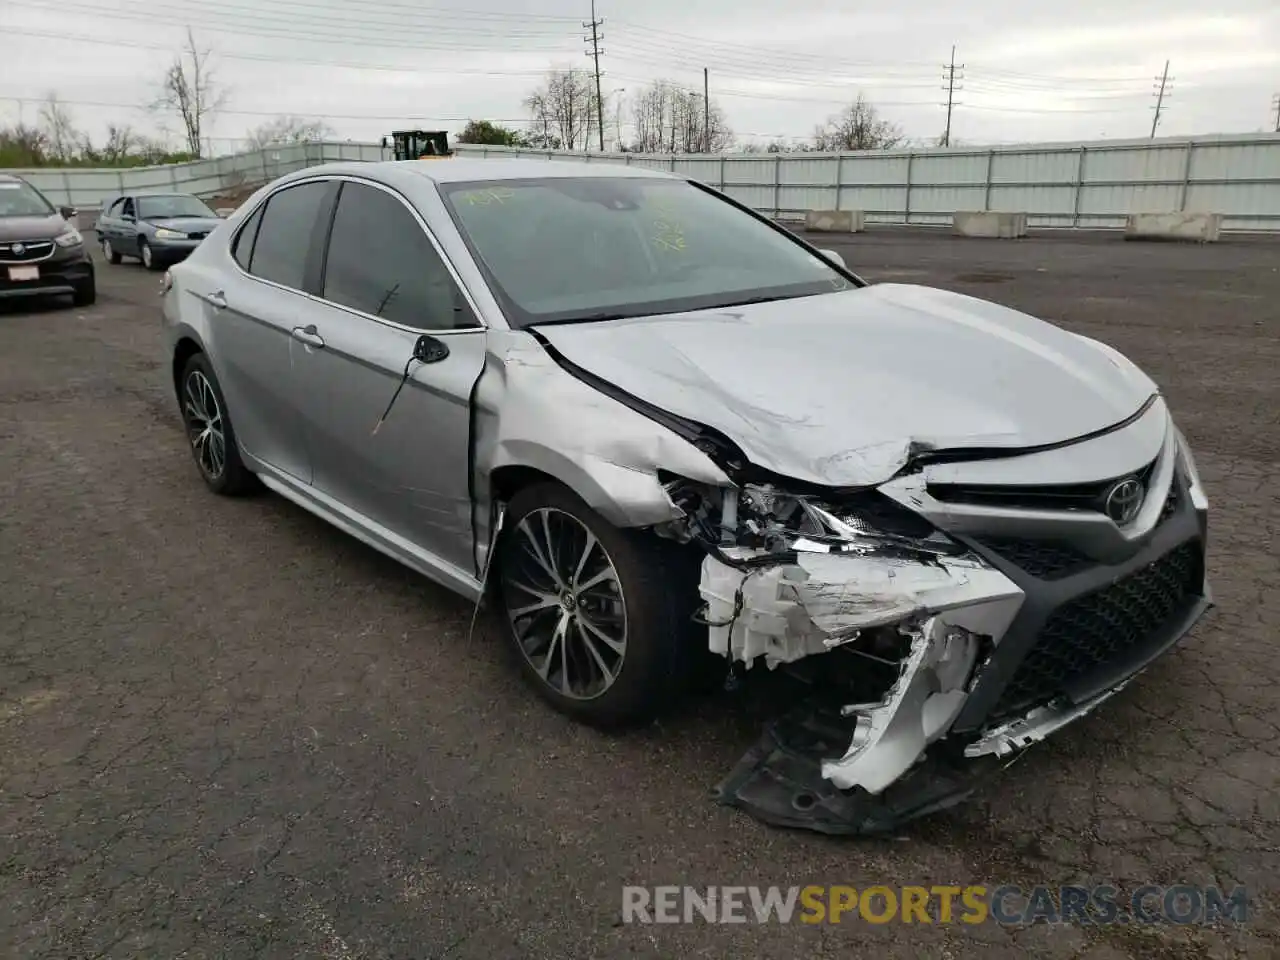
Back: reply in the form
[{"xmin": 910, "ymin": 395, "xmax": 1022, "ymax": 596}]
[
  {"xmin": 0, "ymin": 240, "xmax": 55, "ymax": 262},
  {"xmin": 976, "ymin": 537, "xmax": 1091, "ymax": 579},
  {"xmin": 186, "ymin": 231, "xmax": 209, "ymax": 240},
  {"xmin": 928, "ymin": 459, "xmax": 1157, "ymax": 515},
  {"xmin": 993, "ymin": 540, "xmax": 1202, "ymax": 716}
]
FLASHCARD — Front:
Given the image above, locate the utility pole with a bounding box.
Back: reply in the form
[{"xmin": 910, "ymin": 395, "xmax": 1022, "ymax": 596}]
[
  {"xmin": 1150, "ymin": 60, "xmax": 1171, "ymax": 138},
  {"xmin": 584, "ymin": 0, "xmax": 605, "ymax": 151},
  {"xmin": 941, "ymin": 45, "xmax": 964, "ymax": 147},
  {"xmin": 703, "ymin": 67, "xmax": 710, "ymax": 152},
  {"xmin": 1273, "ymin": 92, "xmax": 1280, "ymax": 133}
]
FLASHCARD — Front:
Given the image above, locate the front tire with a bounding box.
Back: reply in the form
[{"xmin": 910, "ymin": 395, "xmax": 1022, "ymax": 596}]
[
  {"xmin": 139, "ymin": 239, "xmax": 159, "ymax": 271},
  {"xmin": 497, "ymin": 482, "xmax": 702, "ymax": 728},
  {"xmin": 71, "ymin": 279, "xmax": 96, "ymax": 307},
  {"xmin": 179, "ymin": 353, "xmax": 256, "ymax": 496}
]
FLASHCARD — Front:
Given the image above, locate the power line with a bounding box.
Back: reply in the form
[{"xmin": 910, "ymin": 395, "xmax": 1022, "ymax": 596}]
[
  {"xmin": 584, "ymin": 0, "xmax": 605, "ymax": 151},
  {"xmin": 0, "ymin": 94, "xmax": 534, "ymax": 124},
  {"xmin": 11, "ymin": 0, "xmax": 581, "ymax": 53},
  {"xmin": 2, "ymin": 28, "xmax": 555, "ymax": 77},
  {"xmin": 1150, "ymin": 60, "xmax": 1172, "ymax": 138}
]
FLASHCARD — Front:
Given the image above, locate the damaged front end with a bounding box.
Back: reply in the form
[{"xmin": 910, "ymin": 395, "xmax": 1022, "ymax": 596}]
[{"xmin": 657, "ymin": 478, "xmax": 1027, "ymax": 833}]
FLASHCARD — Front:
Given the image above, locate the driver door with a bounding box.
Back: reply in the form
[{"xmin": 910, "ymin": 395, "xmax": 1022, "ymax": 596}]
[{"xmin": 290, "ymin": 178, "xmax": 487, "ymax": 578}]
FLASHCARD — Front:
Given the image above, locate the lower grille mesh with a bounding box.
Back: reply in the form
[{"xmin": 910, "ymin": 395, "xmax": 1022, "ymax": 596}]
[{"xmin": 993, "ymin": 540, "xmax": 1202, "ymax": 716}]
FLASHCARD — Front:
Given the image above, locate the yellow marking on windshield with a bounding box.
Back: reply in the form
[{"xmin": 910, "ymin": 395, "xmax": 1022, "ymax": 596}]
[
  {"xmin": 650, "ymin": 210, "xmax": 687, "ymax": 253},
  {"xmin": 458, "ymin": 188, "xmax": 515, "ymax": 206}
]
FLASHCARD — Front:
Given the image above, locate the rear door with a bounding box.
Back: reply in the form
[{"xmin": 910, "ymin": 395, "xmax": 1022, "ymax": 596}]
[
  {"xmin": 205, "ymin": 179, "xmax": 338, "ymax": 485},
  {"xmin": 291, "ymin": 178, "xmax": 487, "ymax": 575}
]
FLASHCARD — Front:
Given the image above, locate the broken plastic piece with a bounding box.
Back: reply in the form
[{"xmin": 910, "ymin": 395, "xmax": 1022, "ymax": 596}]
[
  {"xmin": 820, "ymin": 618, "xmax": 978, "ymax": 793},
  {"xmin": 964, "ymin": 675, "xmax": 1137, "ymax": 759}
]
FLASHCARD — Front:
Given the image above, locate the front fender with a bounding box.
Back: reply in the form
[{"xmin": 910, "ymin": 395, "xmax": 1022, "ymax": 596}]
[{"xmin": 472, "ymin": 331, "xmax": 729, "ymax": 574}]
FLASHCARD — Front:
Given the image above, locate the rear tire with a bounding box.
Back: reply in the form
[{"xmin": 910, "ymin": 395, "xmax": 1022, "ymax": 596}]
[
  {"xmin": 496, "ymin": 482, "xmax": 703, "ymax": 728},
  {"xmin": 102, "ymin": 239, "xmax": 122, "ymax": 264},
  {"xmin": 179, "ymin": 352, "xmax": 257, "ymax": 496}
]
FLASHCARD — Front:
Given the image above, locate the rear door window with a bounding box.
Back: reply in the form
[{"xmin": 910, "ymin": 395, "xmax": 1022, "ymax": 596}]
[
  {"xmin": 247, "ymin": 181, "xmax": 332, "ymax": 291},
  {"xmin": 233, "ymin": 206, "xmax": 263, "ymax": 271}
]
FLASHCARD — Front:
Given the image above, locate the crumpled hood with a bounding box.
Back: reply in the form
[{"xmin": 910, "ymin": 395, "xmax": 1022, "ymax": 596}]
[
  {"xmin": 0, "ymin": 215, "xmax": 66, "ymax": 241},
  {"xmin": 533, "ymin": 283, "xmax": 1157, "ymax": 487},
  {"xmin": 145, "ymin": 217, "xmax": 222, "ymax": 234}
]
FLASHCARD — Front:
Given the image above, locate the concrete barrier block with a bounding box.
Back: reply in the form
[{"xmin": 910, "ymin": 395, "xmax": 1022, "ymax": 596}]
[
  {"xmin": 1124, "ymin": 212, "xmax": 1222, "ymax": 242},
  {"xmin": 804, "ymin": 209, "xmax": 864, "ymax": 233},
  {"xmin": 952, "ymin": 211, "xmax": 1028, "ymax": 239}
]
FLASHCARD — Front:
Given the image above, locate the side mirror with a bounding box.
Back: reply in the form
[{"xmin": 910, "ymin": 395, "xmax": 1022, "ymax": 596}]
[
  {"xmin": 59, "ymin": 205, "xmax": 78, "ymax": 220},
  {"xmin": 413, "ymin": 334, "xmax": 450, "ymax": 364},
  {"xmin": 818, "ymin": 248, "xmax": 846, "ymax": 269}
]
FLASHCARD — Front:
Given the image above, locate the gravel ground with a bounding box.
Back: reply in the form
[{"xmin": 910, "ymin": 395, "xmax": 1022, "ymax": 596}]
[{"xmin": 1, "ymin": 228, "xmax": 1277, "ymax": 959}]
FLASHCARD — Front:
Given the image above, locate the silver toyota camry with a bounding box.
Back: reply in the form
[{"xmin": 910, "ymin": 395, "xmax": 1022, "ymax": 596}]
[{"xmin": 161, "ymin": 159, "xmax": 1211, "ymax": 831}]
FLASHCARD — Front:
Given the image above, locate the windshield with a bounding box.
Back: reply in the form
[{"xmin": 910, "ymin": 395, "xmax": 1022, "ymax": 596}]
[
  {"xmin": 439, "ymin": 177, "xmax": 854, "ymax": 327},
  {"xmin": 137, "ymin": 195, "xmax": 216, "ymax": 220},
  {"xmin": 0, "ymin": 180, "xmax": 55, "ymax": 218}
]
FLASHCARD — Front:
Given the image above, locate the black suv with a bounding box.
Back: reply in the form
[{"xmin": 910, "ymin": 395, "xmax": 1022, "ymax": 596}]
[{"xmin": 0, "ymin": 174, "xmax": 95, "ymax": 307}]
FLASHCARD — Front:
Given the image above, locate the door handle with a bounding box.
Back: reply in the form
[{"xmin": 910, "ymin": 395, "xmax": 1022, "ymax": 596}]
[
  {"xmin": 291, "ymin": 325, "xmax": 326, "ymax": 348},
  {"xmin": 203, "ymin": 290, "xmax": 227, "ymax": 309}
]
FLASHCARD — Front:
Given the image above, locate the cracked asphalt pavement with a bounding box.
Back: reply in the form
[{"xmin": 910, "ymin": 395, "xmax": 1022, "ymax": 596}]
[{"xmin": 1, "ymin": 229, "xmax": 1277, "ymax": 959}]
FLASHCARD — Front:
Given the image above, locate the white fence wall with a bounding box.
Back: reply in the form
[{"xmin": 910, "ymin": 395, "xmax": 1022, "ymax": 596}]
[
  {"xmin": 454, "ymin": 134, "xmax": 1280, "ymax": 232},
  {"xmin": 7, "ymin": 141, "xmax": 389, "ymax": 218},
  {"xmin": 6, "ymin": 133, "xmax": 1279, "ymax": 232}
]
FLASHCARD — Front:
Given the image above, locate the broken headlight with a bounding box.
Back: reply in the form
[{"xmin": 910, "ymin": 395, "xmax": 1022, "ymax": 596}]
[{"xmin": 661, "ymin": 476, "xmax": 962, "ymax": 561}]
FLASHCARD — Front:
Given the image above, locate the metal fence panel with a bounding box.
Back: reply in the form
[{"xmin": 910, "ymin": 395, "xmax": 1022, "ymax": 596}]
[{"xmin": 5, "ymin": 133, "xmax": 1277, "ymax": 229}]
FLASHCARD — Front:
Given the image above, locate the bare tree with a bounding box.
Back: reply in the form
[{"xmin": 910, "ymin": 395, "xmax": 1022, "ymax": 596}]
[
  {"xmin": 38, "ymin": 94, "xmax": 81, "ymax": 163},
  {"xmin": 81, "ymin": 124, "xmax": 142, "ymax": 165},
  {"xmin": 246, "ymin": 115, "xmax": 333, "ymax": 150},
  {"xmin": 152, "ymin": 28, "xmax": 227, "ymax": 158},
  {"xmin": 813, "ymin": 93, "xmax": 904, "ymax": 151},
  {"xmin": 524, "ymin": 69, "xmax": 596, "ymax": 151},
  {"xmin": 629, "ymin": 79, "xmax": 732, "ymax": 153},
  {"xmin": 0, "ymin": 124, "xmax": 50, "ymax": 166}
]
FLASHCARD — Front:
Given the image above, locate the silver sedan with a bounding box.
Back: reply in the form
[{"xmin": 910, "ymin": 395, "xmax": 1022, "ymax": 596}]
[{"xmin": 162, "ymin": 159, "xmax": 1210, "ymax": 831}]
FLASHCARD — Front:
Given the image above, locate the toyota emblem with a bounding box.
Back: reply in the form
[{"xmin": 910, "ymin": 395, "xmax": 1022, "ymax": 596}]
[
  {"xmin": 1104, "ymin": 478, "xmax": 1145, "ymax": 524},
  {"xmin": 11, "ymin": 243, "xmax": 24, "ymax": 256}
]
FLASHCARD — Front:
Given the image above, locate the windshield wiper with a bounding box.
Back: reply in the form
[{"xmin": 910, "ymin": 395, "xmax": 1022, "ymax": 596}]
[
  {"xmin": 710, "ymin": 294, "xmax": 795, "ymax": 309},
  {"xmin": 535, "ymin": 311, "xmax": 634, "ymax": 326}
]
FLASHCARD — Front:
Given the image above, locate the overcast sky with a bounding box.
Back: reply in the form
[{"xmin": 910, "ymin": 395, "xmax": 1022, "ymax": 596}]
[{"xmin": 2, "ymin": 0, "xmax": 1277, "ymax": 153}]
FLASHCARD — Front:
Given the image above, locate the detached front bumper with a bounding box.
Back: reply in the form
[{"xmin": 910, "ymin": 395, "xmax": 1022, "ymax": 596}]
[{"xmin": 709, "ymin": 452, "xmax": 1211, "ymax": 834}]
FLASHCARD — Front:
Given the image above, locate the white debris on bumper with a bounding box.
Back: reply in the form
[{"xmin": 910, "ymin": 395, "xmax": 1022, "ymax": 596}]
[{"xmin": 699, "ymin": 549, "xmax": 1024, "ymax": 795}]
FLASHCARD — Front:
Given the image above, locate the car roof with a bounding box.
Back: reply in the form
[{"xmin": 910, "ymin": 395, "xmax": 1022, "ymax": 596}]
[{"xmin": 286, "ymin": 158, "xmax": 677, "ymax": 186}]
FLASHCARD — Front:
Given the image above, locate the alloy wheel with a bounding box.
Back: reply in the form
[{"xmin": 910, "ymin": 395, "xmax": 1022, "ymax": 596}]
[
  {"xmin": 102, "ymin": 240, "xmax": 113, "ymax": 261},
  {"xmin": 502, "ymin": 507, "xmax": 628, "ymax": 700},
  {"xmin": 183, "ymin": 370, "xmax": 226, "ymax": 481}
]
